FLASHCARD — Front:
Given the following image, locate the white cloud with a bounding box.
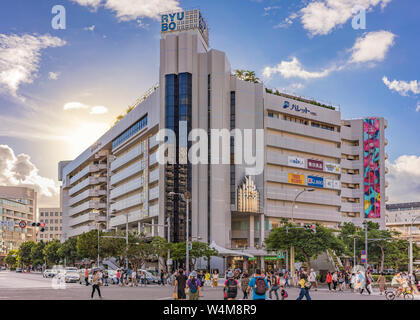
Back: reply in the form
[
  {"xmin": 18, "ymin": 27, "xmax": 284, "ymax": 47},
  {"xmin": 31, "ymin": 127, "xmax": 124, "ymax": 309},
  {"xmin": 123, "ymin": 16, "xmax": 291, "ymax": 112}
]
[
  {"xmin": 263, "ymin": 6, "xmax": 280, "ymax": 16},
  {"xmin": 349, "ymin": 30, "xmax": 395, "ymax": 64},
  {"xmin": 300, "ymin": 0, "xmax": 392, "ymax": 36},
  {"xmin": 382, "ymin": 76, "xmax": 420, "ymax": 96},
  {"xmin": 274, "ymin": 12, "xmax": 298, "ymax": 29},
  {"xmin": 0, "ymin": 144, "xmax": 59, "ymax": 198},
  {"xmin": 387, "ymin": 155, "xmax": 420, "ymax": 203},
  {"xmin": 0, "ymin": 34, "xmax": 66, "ymax": 97},
  {"xmin": 63, "ymin": 102, "xmax": 89, "ymax": 111},
  {"xmin": 136, "ymin": 19, "xmax": 150, "ymax": 29},
  {"xmin": 416, "ymin": 101, "xmax": 420, "ymax": 112},
  {"xmin": 89, "ymin": 106, "xmax": 108, "ymax": 114},
  {"xmin": 48, "ymin": 72, "xmax": 60, "ymax": 80},
  {"xmin": 84, "ymin": 25, "xmax": 96, "ymax": 31},
  {"xmin": 263, "ymin": 57, "xmax": 335, "ymax": 80},
  {"xmin": 74, "ymin": 0, "xmax": 181, "ymax": 21}
]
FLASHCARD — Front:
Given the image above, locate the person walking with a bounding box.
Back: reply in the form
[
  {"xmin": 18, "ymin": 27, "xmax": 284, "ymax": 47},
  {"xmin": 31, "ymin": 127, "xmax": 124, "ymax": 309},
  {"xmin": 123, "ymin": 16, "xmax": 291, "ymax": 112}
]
[
  {"xmin": 377, "ymin": 272, "xmax": 387, "ymax": 295},
  {"xmin": 332, "ymin": 272, "xmax": 338, "ymax": 291},
  {"xmin": 174, "ymin": 269, "xmax": 188, "ymax": 300},
  {"xmin": 131, "ymin": 270, "xmax": 137, "ymax": 287},
  {"xmin": 240, "ymin": 273, "xmax": 250, "ymax": 300},
  {"xmin": 326, "ymin": 272, "xmax": 333, "ymax": 292},
  {"xmin": 247, "ymin": 269, "xmax": 269, "ymax": 300},
  {"xmin": 309, "ymin": 269, "xmax": 318, "ymax": 291},
  {"xmin": 198, "ymin": 270, "xmax": 205, "ymax": 297},
  {"xmin": 338, "ymin": 272, "xmax": 345, "ymax": 291},
  {"xmin": 350, "ymin": 273, "xmax": 357, "ymax": 292},
  {"xmin": 103, "ymin": 270, "xmax": 109, "ymax": 286},
  {"xmin": 84, "ymin": 268, "xmax": 90, "ymax": 286},
  {"xmin": 268, "ymin": 271, "xmax": 280, "ymax": 300},
  {"xmin": 212, "ymin": 270, "xmax": 219, "ymax": 288},
  {"xmin": 296, "ymin": 273, "xmax": 311, "ymax": 300},
  {"xmin": 224, "ymin": 271, "xmax": 238, "ymax": 300},
  {"xmin": 205, "ymin": 271, "xmax": 211, "ymax": 286},
  {"xmin": 359, "ymin": 272, "xmax": 371, "ymax": 295},
  {"xmin": 160, "ymin": 269, "xmax": 165, "ymax": 286},
  {"xmin": 91, "ymin": 270, "xmax": 102, "ymax": 299},
  {"xmin": 186, "ymin": 271, "xmax": 201, "ymax": 300},
  {"xmin": 284, "ymin": 271, "xmax": 290, "ymax": 288}
]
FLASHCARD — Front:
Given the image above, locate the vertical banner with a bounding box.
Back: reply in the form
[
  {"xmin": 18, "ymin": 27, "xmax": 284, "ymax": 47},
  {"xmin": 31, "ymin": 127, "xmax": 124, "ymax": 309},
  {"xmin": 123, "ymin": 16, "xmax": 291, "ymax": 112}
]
[{"xmin": 363, "ymin": 118, "xmax": 380, "ymax": 218}]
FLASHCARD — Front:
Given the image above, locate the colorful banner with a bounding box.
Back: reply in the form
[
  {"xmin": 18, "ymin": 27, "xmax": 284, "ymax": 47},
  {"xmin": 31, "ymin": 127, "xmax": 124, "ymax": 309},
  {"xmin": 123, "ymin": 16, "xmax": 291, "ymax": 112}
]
[
  {"xmin": 288, "ymin": 173, "xmax": 305, "ymax": 185},
  {"xmin": 288, "ymin": 156, "xmax": 305, "ymax": 168},
  {"xmin": 307, "ymin": 176, "xmax": 324, "ymax": 188},
  {"xmin": 307, "ymin": 159, "xmax": 324, "ymax": 171},
  {"xmin": 363, "ymin": 118, "xmax": 381, "ymax": 218},
  {"xmin": 325, "ymin": 162, "xmax": 340, "ymax": 174}
]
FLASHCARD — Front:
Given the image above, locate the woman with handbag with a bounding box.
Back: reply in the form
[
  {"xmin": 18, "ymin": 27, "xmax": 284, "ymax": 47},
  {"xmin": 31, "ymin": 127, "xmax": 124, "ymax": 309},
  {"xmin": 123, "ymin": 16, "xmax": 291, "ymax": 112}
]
[{"xmin": 91, "ymin": 270, "xmax": 102, "ymax": 299}]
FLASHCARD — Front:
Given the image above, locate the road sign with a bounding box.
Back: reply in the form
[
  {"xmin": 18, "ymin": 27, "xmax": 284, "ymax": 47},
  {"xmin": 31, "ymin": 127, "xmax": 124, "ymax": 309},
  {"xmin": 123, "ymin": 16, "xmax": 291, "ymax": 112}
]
[
  {"xmin": 167, "ymin": 259, "xmax": 173, "ymax": 265},
  {"xmin": 361, "ymin": 250, "xmax": 366, "ymax": 255},
  {"xmin": 187, "ymin": 242, "xmax": 192, "ymax": 250},
  {"xmin": 19, "ymin": 221, "xmax": 27, "ymax": 229},
  {"xmin": 361, "ymin": 258, "xmax": 367, "ymax": 264}
]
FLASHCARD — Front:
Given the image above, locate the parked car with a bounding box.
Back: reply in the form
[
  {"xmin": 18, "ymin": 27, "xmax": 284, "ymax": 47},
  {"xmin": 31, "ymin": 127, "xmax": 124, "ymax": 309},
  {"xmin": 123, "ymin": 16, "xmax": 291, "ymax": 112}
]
[
  {"xmin": 43, "ymin": 269, "xmax": 56, "ymax": 278},
  {"xmin": 15, "ymin": 268, "xmax": 23, "ymax": 273},
  {"xmin": 138, "ymin": 269, "xmax": 160, "ymax": 284},
  {"xmin": 63, "ymin": 271, "xmax": 80, "ymax": 283}
]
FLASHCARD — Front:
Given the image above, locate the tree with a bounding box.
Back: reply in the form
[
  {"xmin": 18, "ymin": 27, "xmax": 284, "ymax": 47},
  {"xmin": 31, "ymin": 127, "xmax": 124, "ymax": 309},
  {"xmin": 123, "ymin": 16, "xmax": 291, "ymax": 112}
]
[
  {"xmin": 168, "ymin": 241, "xmax": 218, "ymax": 270},
  {"xmin": 57, "ymin": 237, "xmax": 79, "ymax": 265},
  {"xmin": 4, "ymin": 250, "xmax": 18, "ymax": 268},
  {"xmin": 126, "ymin": 233, "xmax": 154, "ymax": 270},
  {"xmin": 31, "ymin": 241, "xmax": 45, "ymax": 267},
  {"xmin": 265, "ymin": 223, "xmax": 344, "ymax": 269},
  {"xmin": 76, "ymin": 230, "xmax": 99, "ymax": 261},
  {"xmin": 43, "ymin": 241, "xmax": 61, "ymax": 266},
  {"xmin": 234, "ymin": 69, "xmax": 260, "ymax": 83},
  {"xmin": 18, "ymin": 241, "xmax": 35, "ymax": 267}
]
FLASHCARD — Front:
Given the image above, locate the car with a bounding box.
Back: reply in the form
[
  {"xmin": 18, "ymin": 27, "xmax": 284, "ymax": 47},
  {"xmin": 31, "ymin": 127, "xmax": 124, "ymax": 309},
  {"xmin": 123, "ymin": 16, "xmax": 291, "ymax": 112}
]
[
  {"xmin": 138, "ymin": 269, "xmax": 160, "ymax": 284},
  {"xmin": 65, "ymin": 267, "xmax": 78, "ymax": 272},
  {"xmin": 15, "ymin": 268, "xmax": 23, "ymax": 273},
  {"xmin": 43, "ymin": 269, "xmax": 56, "ymax": 278},
  {"xmin": 0, "ymin": 266, "xmax": 6, "ymax": 271},
  {"xmin": 63, "ymin": 271, "xmax": 80, "ymax": 283}
]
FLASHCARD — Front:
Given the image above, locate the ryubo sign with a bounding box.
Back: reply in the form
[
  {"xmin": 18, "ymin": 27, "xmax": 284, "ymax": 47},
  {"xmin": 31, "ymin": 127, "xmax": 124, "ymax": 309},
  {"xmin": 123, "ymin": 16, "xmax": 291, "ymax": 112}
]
[
  {"xmin": 307, "ymin": 176, "xmax": 324, "ymax": 188},
  {"xmin": 161, "ymin": 11, "xmax": 185, "ymax": 32}
]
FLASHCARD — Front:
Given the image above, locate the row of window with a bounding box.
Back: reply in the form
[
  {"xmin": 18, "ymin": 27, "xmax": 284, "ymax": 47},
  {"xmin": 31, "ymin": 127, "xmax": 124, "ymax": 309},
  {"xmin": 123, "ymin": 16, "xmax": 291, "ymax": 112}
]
[
  {"xmin": 40, "ymin": 212, "xmax": 61, "ymax": 217},
  {"xmin": 39, "ymin": 234, "xmax": 61, "ymax": 239},
  {"xmin": 112, "ymin": 115, "xmax": 148, "ymax": 150},
  {"xmin": 39, "ymin": 219, "xmax": 62, "ymax": 224},
  {"xmin": 268, "ymin": 112, "xmax": 336, "ymax": 132}
]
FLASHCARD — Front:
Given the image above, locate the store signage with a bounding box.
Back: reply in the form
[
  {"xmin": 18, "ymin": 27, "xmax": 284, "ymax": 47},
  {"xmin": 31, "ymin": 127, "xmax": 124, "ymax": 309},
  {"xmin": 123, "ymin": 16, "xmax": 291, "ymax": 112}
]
[
  {"xmin": 307, "ymin": 159, "xmax": 324, "ymax": 171},
  {"xmin": 288, "ymin": 156, "xmax": 305, "ymax": 168},
  {"xmin": 288, "ymin": 173, "xmax": 305, "ymax": 185},
  {"xmin": 325, "ymin": 179, "xmax": 333, "ymax": 189},
  {"xmin": 333, "ymin": 180, "xmax": 340, "ymax": 189},
  {"xmin": 307, "ymin": 176, "xmax": 324, "ymax": 188},
  {"xmin": 283, "ymin": 101, "xmax": 317, "ymax": 116},
  {"xmin": 325, "ymin": 162, "xmax": 340, "ymax": 174}
]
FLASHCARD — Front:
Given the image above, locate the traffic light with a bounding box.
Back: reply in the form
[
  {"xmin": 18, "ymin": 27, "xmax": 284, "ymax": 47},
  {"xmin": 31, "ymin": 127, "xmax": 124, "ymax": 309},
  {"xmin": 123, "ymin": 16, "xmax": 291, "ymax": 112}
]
[
  {"xmin": 31, "ymin": 222, "xmax": 44, "ymax": 231},
  {"xmin": 40, "ymin": 222, "xmax": 45, "ymax": 232},
  {"xmin": 304, "ymin": 224, "xmax": 316, "ymax": 233}
]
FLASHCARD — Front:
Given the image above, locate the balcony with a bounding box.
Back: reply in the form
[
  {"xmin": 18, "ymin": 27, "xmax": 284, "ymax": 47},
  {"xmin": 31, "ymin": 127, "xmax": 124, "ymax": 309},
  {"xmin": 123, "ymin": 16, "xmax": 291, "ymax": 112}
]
[
  {"xmin": 109, "ymin": 210, "xmax": 144, "ymax": 228},
  {"xmin": 149, "ymin": 204, "xmax": 158, "ymax": 217},
  {"xmin": 265, "ymin": 202, "xmax": 342, "ymax": 222},
  {"xmin": 341, "ymin": 202, "xmax": 362, "ymax": 213},
  {"xmin": 340, "ymin": 126, "xmax": 361, "ymax": 141},
  {"xmin": 149, "ymin": 152, "xmax": 158, "ymax": 167},
  {"xmin": 149, "ymin": 186, "xmax": 159, "ymax": 201},
  {"xmin": 69, "ymin": 189, "xmax": 106, "ymax": 207},
  {"xmin": 110, "ymin": 194, "xmax": 144, "ymax": 213},
  {"xmin": 149, "ymin": 135, "xmax": 159, "ymax": 150},
  {"xmin": 341, "ymin": 145, "xmax": 360, "ymax": 156},
  {"xmin": 111, "ymin": 160, "xmax": 145, "ymax": 186},
  {"xmin": 341, "ymin": 188, "xmax": 362, "ymax": 199},
  {"xmin": 69, "ymin": 200, "xmax": 106, "ymax": 216},
  {"xmin": 266, "ymin": 133, "xmax": 341, "ymax": 159},
  {"xmin": 149, "ymin": 168, "xmax": 159, "ymax": 183},
  {"xmin": 340, "ymin": 159, "xmax": 362, "ymax": 170},
  {"xmin": 341, "ymin": 173, "xmax": 362, "ymax": 184},
  {"xmin": 110, "ymin": 178, "xmax": 144, "ymax": 200},
  {"xmin": 68, "ymin": 212, "xmax": 106, "ymax": 227},
  {"xmin": 266, "ymin": 118, "xmax": 341, "ymax": 142},
  {"xmin": 67, "ymin": 224, "xmax": 98, "ymax": 238},
  {"xmin": 266, "ymin": 187, "xmax": 341, "ymax": 207},
  {"xmin": 69, "ymin": 165, "xmax": 90, "ymax": 186},
  {"xmin": 68, "ymin": 176, "xmax": 107, "ymax": 196},
  {"xmin": 111, "ymin": 144, "xmax": 144, "ymax": 172}
]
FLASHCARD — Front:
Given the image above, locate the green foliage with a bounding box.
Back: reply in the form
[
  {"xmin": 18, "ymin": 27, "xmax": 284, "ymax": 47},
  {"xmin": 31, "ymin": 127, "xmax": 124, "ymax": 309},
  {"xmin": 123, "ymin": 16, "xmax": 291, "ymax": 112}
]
[
  {"xmin": 76, "ymin": 230, "xmax": 100, "ymax": 261},
  {"xmin": 265, "ymin": 223, "xmax": 345, "ymax": 268},
  {"xmin": 4, "ymin": 249, "xmax": 18, "ymax": 267},
  {"xmin": 18, "ymin": 241, "xmax": 36, "ymax": 266},
  {"xmin": 126, "ymin": 232, "xmax": 154, "ymax": 270},
  {"xmin": 234, "ymin": 70, "xmax": 260, "ymax": 83},
  {"xmin": 43, "ymin": 241, "xmax": 61, "ymax": 266},
  {"xmin": 57, "ymin": 237, "xmax": 79, "ymax": 265},
  {"xmin": 168, "ymin": 241, "xmax": 218, "ymax": 265},
  {"xmin": 30, "ymin": 241, "xmax": 45, "ymax": 266}
]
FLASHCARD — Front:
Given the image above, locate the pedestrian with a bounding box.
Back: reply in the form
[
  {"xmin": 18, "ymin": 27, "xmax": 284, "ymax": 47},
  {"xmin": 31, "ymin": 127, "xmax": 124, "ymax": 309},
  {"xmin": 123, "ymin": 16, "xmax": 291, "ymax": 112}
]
[
  {"xmin": 284, "ymin": 271, "xmax": 290, "ymax": 287},
  {"xmin": 91, "ymin": 270, "xmax": 102, "ymax": 299},
  {"xmin": 174, "ymin": 269, "xmax": 188, "ymax": 300},
  {"xmin": 212, "ymin": 270, "xmax": 219, "ymax": 288},
  {"xmin": 205, "ymin": 271, "xmax": 211, "ymax": 286},
  {"xmin": 309, "ymin": 268, "xmax": 318, "ymax": 291},
  {"xmin": 198, "ymin": 270, "xmax": 205, "ymax": 297},
  {"xmin": 240, "ymin": 273, "xmax": 250, "ymax": 300},
  {"xmin": 332, "ymin": 272, "xmax": 338, "ymax": 291},
  {"xmin": 350, "ymin": 273, "xmax": 357, "ymax": 292},
  {"xmin": 338, "ymin": 272, "xmax": 345, "ymax": 291},
  {"xmin": 160, "ymin": 269, "xmax": 165, "ymax": 286},
  {"xmin": 103, "ymin": 270, "xmax": 109, "ymax": 286},
  {"xmin": 280, "ymin": 285, "xmax": 288, "ymax": 300},
  {"xmin": 268, "ymin": 271, "xmax": 280, "ymax": 300},
  {"xmin": 377, "ymin": 272, "xmax": 386, "ymax": 295},
  {"xmin": 224, "ymin": 271, "xmax": 238, "ymax": 300},
  {"xmin": 84, "ymin": 268, "xmax": 90, "ymax": 286},
  {"xmin": 186, "ymin": 271, "xmax": 201, "ymax": 300},
  {"xmin": 247, "ymin": 269, "xmax": 269, "ymax": 300},
  {"xmin": 131, "ymin": 270, "xmax": 137, "ymax": 287},
  {"xmin": 296, "ymin": 273, "xmax": 312, "ymax": 300},
  {"xmin": 326, "ymin": 272, "xmax": 333, "ymax": 291},
  {"xmin": 359, "ymin": 272, "xmax": 371, "ymax": 295},
  {"xmin": 140, "ymin": 271, "xmax": 147, "ymax": 287}
]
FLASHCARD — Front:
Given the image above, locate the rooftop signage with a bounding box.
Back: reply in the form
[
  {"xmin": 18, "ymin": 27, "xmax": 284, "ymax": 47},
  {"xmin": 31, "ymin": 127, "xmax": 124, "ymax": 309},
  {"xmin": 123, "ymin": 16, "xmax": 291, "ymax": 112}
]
[
  {"xmin": 161, "ymin": 9, "xmax": 209, "ymax": 46},
  {"xmin": 283, "ymin": 100, "xmax": 317, "ymax": 116}
]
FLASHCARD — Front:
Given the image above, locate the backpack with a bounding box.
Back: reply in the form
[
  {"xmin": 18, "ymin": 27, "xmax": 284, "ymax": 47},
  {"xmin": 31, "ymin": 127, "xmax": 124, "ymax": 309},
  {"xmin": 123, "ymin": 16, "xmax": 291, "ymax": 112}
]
[
  {"xmin": 226, "ymin": 279, "xmax": 238, "ymax": 298},
  {"xmin": 189, "ymin": 278, "xmax": 198, "ymax": 293},
  {"xmin": 254, "ymin": 277, "xmax": 267, "ymax": 295},
  {"xmin": 282, "ymin": 290, "xmax": 288, "ymax": 299}
]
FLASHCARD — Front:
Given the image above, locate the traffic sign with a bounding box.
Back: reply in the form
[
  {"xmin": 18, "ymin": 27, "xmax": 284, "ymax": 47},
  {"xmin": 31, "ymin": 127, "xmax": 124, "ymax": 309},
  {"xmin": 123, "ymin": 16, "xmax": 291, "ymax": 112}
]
[
  {"xmin": 19, "ymin": 221, "xmax": 27, "ymax": 229},
  {"xmin": 187, "ymin": 242, "xmax": 192, "ymax": 250},
  {"xmin": 361, "ymin": 258, "xmax": 367, "ymax": 264},
  {"xmin": 361, "ymin": 250, "xmax": 366, "ymax": 255},
  {"xmin": 167, "ymin": 259, "xmax": 173, "ymax": 265}
]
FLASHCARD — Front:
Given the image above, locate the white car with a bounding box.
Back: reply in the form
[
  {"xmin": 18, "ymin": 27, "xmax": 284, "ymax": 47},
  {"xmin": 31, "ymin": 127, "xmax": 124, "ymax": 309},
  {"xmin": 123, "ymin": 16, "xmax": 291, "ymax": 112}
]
[
  {"xmin": 43, "ymin": 269, "xmax": 57, "ymax": 278},
  {"xmin": 63, "ymin": 271, "xmax": 80, "ymax": 283}
]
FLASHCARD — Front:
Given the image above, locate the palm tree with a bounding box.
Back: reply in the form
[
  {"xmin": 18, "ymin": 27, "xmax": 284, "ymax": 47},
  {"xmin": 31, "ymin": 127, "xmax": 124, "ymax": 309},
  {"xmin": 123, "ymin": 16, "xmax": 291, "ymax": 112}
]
[{"xmin": 234, "ymin": 69, "xmax": 260, "ymax": 83}]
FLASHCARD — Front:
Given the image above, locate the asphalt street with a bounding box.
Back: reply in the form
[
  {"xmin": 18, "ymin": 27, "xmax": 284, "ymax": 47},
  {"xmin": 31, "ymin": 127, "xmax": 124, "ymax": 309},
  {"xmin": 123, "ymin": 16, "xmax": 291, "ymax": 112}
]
[{"xmin": 0, "ymin": 271, "xmax": 416, "ymax": 300}]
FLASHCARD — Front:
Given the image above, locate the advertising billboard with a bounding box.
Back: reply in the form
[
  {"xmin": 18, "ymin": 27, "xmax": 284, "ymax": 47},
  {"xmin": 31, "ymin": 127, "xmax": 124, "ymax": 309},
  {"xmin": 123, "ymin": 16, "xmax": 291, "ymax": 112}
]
[
  {"xmin": 325, "ymin": 179, "xmax": 333, "ymax": 189},
  {"xmin": 363, "ymin": 118, "xmax": 381, "ymax": 218},
  {"xmin": 307, "ymin": 176, "xmax": 324, "ymax": 188},
  {"xmin": 288, "ymin": 173, "xmax": 305, "ymax": 185},
  {"xmin": 325, "ymin": 162, "xmax": 340, "ymax": 174},
  {"xmin": 288, "ymin": 156, "xmax": 305, "ymax": 168},
  {"xmin": 307, "ymin": 159, "xmax": 324, "ymax": 171}
]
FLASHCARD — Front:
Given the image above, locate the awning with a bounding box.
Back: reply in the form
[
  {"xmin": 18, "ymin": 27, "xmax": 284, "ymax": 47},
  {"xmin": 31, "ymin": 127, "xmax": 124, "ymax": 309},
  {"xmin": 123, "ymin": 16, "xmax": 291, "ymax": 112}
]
[{"xmin": 209, "ymin": 241, "xmax": 254, "ymax": 258}]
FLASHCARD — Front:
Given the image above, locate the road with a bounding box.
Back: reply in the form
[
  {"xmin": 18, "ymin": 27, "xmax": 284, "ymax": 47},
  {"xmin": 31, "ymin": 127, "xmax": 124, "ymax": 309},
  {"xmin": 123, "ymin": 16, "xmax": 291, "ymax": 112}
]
[{"xmin": 0, "ymin": 271, "xmax": 416, "ymax": 300}]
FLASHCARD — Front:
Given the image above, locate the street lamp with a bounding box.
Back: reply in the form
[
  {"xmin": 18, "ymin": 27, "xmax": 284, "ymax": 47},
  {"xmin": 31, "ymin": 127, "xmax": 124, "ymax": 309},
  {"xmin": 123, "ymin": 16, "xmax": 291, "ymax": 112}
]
[
  {"xmin": 143, "ymin": 217, "xmax": 172, "ymax": 273},
  {"xmin": 409, "ymin": 215, "xmax": 420, "ymax": 275},
  {"xmin": 169, "ymin": 191, "xmax": 191, "ymax": 274},
  {"xmin": 362, "ymin": 220, "xmax": 368, "ymax": 269},
  {"xmin": 290, "ymin": 188, "xmax": 314, "ymax": 277},
  {"xmin": 348, "ymin": 235, "xmax": 361, "ymax": 272}
]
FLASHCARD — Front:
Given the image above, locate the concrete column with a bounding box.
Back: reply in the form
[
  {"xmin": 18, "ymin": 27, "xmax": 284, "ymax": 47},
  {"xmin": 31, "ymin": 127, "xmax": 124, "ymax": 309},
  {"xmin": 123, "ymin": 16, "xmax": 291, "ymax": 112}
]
[
  {"xmin": 249, "ymin": 215, "xmax": 255, "ymax": 248},
  {"xmin": 259, "ymin": 214, "xmax": 264, "ymax": 246},
  {"xmin": 151, "ymin": 218, "xmax": 155, "ymax": 237},
  {"xmin": 138, "ymin": 221, "xmax": 141, "ymax": 234}
]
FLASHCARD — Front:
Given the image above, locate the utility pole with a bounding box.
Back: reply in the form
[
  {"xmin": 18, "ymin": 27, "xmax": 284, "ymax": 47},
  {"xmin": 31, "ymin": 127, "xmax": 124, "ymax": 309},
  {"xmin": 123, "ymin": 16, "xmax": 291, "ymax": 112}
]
[
  {"xmin": 349, "ymin": 235, "xmax": 360, "ymax": 272},
  {"xmin": 125, "ymin": 212, "xmax": 129, "ymax": 270},
  {"xmin": 409, "ymin": 216, "xmax": 420, "ymax": 275},
  {"xmin": 364, "ymin": 220, "xmax": 368, "ymax": 270}
]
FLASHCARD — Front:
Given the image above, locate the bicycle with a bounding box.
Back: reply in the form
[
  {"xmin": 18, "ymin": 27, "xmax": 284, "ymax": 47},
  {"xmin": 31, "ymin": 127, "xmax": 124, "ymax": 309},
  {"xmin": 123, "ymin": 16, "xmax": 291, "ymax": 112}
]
[{"xmin": 385, "ymin": 286, "xmax": 414, "ymax": 300}]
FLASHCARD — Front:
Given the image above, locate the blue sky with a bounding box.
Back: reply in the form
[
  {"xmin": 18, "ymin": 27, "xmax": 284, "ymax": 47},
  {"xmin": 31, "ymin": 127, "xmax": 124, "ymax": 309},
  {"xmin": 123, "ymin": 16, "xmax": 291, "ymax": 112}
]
[{"xmin": 0, "ymin": 0, "xmax": 419, "ymax": 206}]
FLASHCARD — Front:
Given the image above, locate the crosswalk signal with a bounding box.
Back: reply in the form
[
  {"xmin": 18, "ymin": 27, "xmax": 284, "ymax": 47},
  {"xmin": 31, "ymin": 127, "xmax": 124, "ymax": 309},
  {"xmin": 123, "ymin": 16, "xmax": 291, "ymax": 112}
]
[{"xmin": 304, "ymin": 224, "xmax": 316, "ymax": 233}]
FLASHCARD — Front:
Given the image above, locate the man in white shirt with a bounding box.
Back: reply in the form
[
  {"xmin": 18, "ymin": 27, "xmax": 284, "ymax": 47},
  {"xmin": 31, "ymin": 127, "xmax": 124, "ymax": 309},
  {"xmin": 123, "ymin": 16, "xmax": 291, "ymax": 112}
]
[{"xmin": 309, "ymin": 268, "xmax": 318, "ymax": 291}]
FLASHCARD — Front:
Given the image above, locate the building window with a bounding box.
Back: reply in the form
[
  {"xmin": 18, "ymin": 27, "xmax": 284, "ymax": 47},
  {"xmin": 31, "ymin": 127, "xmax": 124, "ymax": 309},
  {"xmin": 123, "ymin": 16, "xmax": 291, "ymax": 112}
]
[{"xmin": 112, "ymin": 114, "xmax": 148, "ymax": 149}]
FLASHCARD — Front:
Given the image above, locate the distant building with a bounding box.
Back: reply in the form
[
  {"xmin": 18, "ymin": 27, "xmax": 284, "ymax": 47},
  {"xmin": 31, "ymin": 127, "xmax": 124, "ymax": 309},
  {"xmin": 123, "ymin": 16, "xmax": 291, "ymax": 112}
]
[
  {"xmin": 0, "ymin": 186, "xmax": 37, "ymax": 263},
  {"xmin": 37, "ymin": 208, "xmax": 62, "ymax": 242},
  {"xmin": 386, "ymin": 202, "xmax": 420, "ymax": 245}
]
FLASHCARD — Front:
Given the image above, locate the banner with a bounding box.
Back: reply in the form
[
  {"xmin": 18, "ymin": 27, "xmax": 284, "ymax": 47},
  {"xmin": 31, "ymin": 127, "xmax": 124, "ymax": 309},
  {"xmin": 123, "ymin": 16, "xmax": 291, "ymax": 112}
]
[
  {"xmin": 333, "ymin": 180, "xmax": 341, "ymax": 190},
  {"xmin": 325, "ymin": 162, "xmax": 340, "ymax": 173},
  {"xmin": 288, "ymin": 156, "xmax": 305, "ymax": 168},
  {"xmin": 325, "ymin": 179, "xmax": 333, "ymax": 189},
  {"xmin": 288, "ymin": 173, "xmax": 305, "ymax": 185},
  {"xmin": 307, "ymin": 159, "xmax": 324, "ymax": 171},
  {"xmin": 307, "ymin": 175, "xmax": 324, "ymax": 188}
]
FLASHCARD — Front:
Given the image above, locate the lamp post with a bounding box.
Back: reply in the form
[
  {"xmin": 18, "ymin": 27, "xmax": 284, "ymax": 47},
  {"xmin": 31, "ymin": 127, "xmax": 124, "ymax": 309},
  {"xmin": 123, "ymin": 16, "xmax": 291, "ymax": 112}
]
[
  {"xmin": 169, "ymin": 191, "xmax": 191, "ymax": 274},
  {"xmin": 409, "ymin": 216, "xmax": 420, "ymax": 275},
  {"xmin": 290, "ymin": 188, "xmax": 314, "ymax": 278},
  {"xmin": 349, "ymin": 235, "xmax": 361, "ymax": 272},
  {"xmin": 362, "ymin": 220, "xmax": 368, "ymax": 270},
  {"xmin": 108, "ymin": 209, "xmax": 129, "ymax": 270}
]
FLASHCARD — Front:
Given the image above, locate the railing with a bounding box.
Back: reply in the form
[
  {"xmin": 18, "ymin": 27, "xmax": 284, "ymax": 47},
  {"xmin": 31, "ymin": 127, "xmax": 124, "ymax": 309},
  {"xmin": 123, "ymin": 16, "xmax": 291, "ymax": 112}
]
[
  {"xmin": 110, "ymin": 160, "xmax": 145, "ymax": 186},
  {"xmin": 111, "ymin": 144, "xmax": 144, "ymax": 172}
]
